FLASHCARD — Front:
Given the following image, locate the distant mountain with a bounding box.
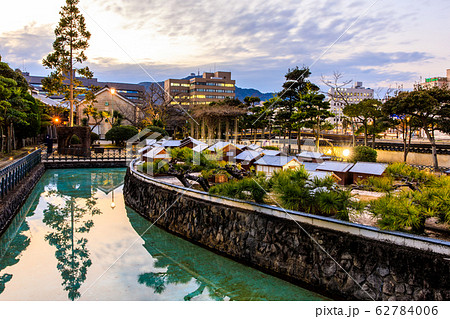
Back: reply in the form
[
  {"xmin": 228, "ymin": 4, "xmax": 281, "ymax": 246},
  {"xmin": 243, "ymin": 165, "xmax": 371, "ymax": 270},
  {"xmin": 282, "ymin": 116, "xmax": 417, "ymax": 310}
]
[
  {"xmin": 139, "ymin": 81, "xmax": 164, "ymax": 89},
  {"xmin": 235, "ymin": 87, "xmax": 274, "ymax": 102},
  {"xmin": 138, "ymin": 81, "xmax": 274, "ymax": 102}
]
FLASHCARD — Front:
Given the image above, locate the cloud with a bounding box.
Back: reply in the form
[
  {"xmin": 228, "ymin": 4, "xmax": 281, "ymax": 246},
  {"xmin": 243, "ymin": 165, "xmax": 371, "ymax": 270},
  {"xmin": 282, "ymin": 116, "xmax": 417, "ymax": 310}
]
[
  {"xmin": 0, "ymin": 23, "xmax": 53, "ymax": 67},
  {"xmin": 1, "ymin": 0, "xmax": 447, "ymax": 93}
]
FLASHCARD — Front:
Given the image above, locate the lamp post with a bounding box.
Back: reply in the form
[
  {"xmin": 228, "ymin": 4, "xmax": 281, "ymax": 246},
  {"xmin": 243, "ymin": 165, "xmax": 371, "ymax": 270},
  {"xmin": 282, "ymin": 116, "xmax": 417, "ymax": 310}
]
[{"xmin": 110, "ymin": 189, "xmax": 116, "ymax": 209}]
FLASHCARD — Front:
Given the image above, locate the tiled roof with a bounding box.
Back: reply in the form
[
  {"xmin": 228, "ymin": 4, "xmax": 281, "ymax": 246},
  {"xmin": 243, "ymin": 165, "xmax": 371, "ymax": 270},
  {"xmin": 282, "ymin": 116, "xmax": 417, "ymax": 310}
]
[
  {"xmin": 235, "ymin": 150, "xmax": 262, "ymax": 161},
  {"xmin": 254, "ymin": 155, "xmax": 299, "ymax": 167},
  {"xmin": 301, "ymin": 162, "xmax": 320, "ymax": 171},
  {"xmin": 162, "ymin": 140, "xmax": 181, "ymax": 147},
  {"xmin": 261, "ymin": 149, "xmax": 281, "ymax": 156},
  {"xmin": 349, "ymin": 162, "xmax": 388, "ymax": 175},
  {"xmin": 207, "ymin": 141, "xmax": 231, "ymax": 152},
  {"xmin": 316, "ymin": 161, "xmax": 354, "ymax": 173},
  {"xmin": 193, "ymin": 144, "xmax": 208, "ymax": 152}
]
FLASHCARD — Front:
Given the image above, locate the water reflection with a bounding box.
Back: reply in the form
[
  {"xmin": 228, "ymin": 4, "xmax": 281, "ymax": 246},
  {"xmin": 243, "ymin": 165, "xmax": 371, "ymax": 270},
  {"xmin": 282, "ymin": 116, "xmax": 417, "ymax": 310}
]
[
  {"xmin": 127, "ymin": 208, "xmax": 323, "ymax": 301},
  {"xmin": 0, "ymin": 168, "xmax": 326, "ymax": 301},
  {"xmin": 42, "ymin": 191, "xmax": 100, "ymax": 300},
  {"xmin": 0, "ymin": 183, "xmax": 42, "ymax": 296}
]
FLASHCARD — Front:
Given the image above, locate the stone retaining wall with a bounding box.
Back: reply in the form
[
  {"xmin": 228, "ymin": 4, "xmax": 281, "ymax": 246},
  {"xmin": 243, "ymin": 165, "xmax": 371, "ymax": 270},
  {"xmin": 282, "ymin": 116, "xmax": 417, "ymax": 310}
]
[
  {"xmin": 0, "ymin": 163, "xmax": 45, "ymax": 236},
  {"xmin": 124, "ymin": 168, "xmax": 450, "ymax": 301}
]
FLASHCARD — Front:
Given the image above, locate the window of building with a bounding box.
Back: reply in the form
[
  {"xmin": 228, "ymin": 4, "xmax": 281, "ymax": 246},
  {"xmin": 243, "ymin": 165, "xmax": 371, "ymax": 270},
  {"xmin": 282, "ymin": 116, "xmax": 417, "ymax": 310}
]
[{"xmin": 171, "ymin": 83, "xmax": 180, "ymax": 86}]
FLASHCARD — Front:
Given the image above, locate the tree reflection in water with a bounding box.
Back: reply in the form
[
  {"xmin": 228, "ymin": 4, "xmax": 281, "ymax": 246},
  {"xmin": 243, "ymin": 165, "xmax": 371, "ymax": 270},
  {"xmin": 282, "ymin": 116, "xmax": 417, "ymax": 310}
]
[
  {"xmin": 43, "ymin": 191, "xmax": 101, "ymax": 300},
  {"xmin": 0, "ymin": 185, "xmax": 41, "ymax": 296},
  {"xmin": 127, "ymin": 208, "xmax": 228, "ymax": 301}
]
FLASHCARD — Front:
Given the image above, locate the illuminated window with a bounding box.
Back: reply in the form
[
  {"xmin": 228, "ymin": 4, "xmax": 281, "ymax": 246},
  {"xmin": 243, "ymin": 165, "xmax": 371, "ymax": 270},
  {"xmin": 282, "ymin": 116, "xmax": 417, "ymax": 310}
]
[
  {"xmin": 171, "ymin": 83, "xmax": 180, "ymax": 86},
  {"xmin": 225, "ymin": 84, "xmax": 234, "ymax": 87}
]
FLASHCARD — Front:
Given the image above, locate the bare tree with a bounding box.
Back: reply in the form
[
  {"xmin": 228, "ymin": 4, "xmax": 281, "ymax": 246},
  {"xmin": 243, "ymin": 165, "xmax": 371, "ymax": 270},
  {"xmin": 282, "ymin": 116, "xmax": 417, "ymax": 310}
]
[
  {"xmin": 321, "ymin": 72, "xmax": 355, "ymax": 145},
  {"xmin": 112, "ymin": 83, "xmax": 186, "ymax": 128}
]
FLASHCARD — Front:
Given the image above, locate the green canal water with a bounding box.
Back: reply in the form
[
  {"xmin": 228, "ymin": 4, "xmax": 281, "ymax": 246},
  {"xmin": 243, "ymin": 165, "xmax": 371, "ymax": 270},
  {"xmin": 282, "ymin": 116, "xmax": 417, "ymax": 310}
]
[{"xmin": 0, "ymin": 168, "xmax": 326, "ymax": 301}]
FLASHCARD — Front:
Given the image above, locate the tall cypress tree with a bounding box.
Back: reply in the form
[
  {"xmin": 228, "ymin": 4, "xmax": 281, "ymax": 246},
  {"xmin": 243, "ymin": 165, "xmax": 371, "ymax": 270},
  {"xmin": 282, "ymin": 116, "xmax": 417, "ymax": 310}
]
[{"xmin": 42, "ymin": 0, "xmax": 92, "ymax": 127}]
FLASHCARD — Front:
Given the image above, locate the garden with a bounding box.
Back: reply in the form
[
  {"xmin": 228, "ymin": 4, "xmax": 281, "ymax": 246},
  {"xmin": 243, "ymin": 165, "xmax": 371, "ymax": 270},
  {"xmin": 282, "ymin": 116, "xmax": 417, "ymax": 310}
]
[{"xmin": 137, "ymin": 146, "xmax": 450, "ymax": 239}]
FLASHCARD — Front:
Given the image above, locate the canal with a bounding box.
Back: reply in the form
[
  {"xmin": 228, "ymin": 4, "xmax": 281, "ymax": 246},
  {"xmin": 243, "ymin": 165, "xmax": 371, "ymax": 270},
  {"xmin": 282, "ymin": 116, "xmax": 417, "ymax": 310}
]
[{"xmin": 0, "ymin": 168, "xmax": 326, "ymax": 301}]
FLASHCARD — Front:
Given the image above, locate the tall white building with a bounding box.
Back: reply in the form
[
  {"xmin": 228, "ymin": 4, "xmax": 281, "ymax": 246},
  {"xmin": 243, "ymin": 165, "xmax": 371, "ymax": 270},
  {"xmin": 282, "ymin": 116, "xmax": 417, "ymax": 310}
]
[{"xmin": 327, "ymin": 81, "xmax": 374, "ymax": 130}]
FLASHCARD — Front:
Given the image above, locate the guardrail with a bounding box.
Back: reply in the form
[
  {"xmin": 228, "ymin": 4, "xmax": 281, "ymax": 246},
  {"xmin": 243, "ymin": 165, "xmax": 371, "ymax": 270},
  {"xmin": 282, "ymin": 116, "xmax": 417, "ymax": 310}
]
[
  {"xmin": 42, "ymin": 148, "xmax": 127, "ymax": 162},
  {"xmin": 0, "ymin": 149, "xmax": 41, "ymax": 199}
]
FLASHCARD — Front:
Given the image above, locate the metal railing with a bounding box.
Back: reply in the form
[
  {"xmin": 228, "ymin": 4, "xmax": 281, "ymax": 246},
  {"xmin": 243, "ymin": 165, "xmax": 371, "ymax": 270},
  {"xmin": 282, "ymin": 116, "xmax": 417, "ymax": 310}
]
[
  {"xmin": 0, "ymin": 149, "xmax": 41, "ymax": 199},
  {"xmin": 42, "ymin": 147, "xmax": 127, "ymax": 162}
]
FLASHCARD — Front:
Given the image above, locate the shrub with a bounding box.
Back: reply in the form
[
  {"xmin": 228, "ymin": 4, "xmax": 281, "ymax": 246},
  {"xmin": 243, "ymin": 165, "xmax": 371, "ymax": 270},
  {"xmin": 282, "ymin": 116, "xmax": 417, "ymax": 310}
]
[
  {"xmin": 351, "ymin": 146, "xmax": 377, "ymax": 162},
  {"xmin": 270, "ymin": 168, "xmax": 353, "ymax": 221},
  {"xmin": 356, "ymin": 176, "xmax": 395, "ymax": 193},
  {"xmin": 170, "ymin": 147, "xmax": 193, "ymax": 163},
  {"xmin": 90, "ymin": 132, "xmax": 99, "ymax": 144},
  {"xmin": 139, "ymin": 160, "xmax": 169, "ymax": 175},
  {"xmin": 367, "ymin": 167, "xmax": 450, "ymax": 234},
  {"xmin": 146, "ymin": 125, "xmax": 168, "ymax": 136},
  {"xmin": 105, "ymin": 125, "xmax": 138, "ymax": 146},
  {"xmin": 261, "ymin": 145, "xmax": 279, "ymax": 150},
  {"xmin": 209, "ymin": 175, "xmax": 268, "ymax": 203},
  {"xmin": 369, "ymin": 192, "xmax": 428, "ymax": 234},
  {"xmin": 70, "ymin": 135, "xmax": 81, "ymax": 144},
  {"xmin": 385, "ymin": 162, "xmax": 434, "ymax": 184}
]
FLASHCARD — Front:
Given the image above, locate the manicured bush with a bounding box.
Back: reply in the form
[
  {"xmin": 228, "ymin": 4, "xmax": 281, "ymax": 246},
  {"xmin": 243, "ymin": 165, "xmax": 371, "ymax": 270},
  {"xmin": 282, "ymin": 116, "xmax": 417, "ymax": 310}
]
[
  {"xmin": 70, "ymin": 135, "xmax": 81, "ymax": 144},
  {"xmin": 105, "ymin": 125, "xmax": 138, "ymax": 146},
  {"xmin": 139, "ymin": 160, "xmax": 169, "ymax": 175},
  {"xmin": 369, "ymin": 192, "xmax": 428, "ymax": 234},
  {"xmin": 356, "ymin": 176, "xmax": 395, "ymax": 193},
  {"xmin": 146, "ymin": 125, "xmax": 168, "ymax": 136},
  {"xmin": 368, "ymin": 174, "xmax": 450, "ymax": 234},
  {"xmin": 385, "ymin": 162, "xmax": 434, "ymax": 184},
  {"xmin": 270, "ymin": 168, "xmax": 354, "ymax": 221},
  {"xmin": 170, "ymin": 147, "xmax": 193, "ymax": 162},
  {"xmin": 209, "ymin": 175, "xmax": 268, "ymax": 204},
  {"xmin": 261, "ymin": 145, "xmax": 279, "ymax": 151},
  {"xmin": 351, "ymin": 145, "xmax": 377, "ymax": 162}
]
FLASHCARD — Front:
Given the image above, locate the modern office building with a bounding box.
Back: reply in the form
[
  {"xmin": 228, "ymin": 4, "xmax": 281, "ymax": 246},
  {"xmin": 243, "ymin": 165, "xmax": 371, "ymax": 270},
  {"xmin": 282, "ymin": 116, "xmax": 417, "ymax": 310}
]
[
  {"xmin": 419, "ymin": 69, "xmax": 450, "ymax": 89},
  {"xmin": 20, "ymin": 71, "xmax": 146, "ymax": 106},
  {"xmin": 164, "ymin": 71, "xmax": 236, "ymax": 107},
  {"xmin": 327, "ymin": 81, "xmax": 374, "ymax": 129}
]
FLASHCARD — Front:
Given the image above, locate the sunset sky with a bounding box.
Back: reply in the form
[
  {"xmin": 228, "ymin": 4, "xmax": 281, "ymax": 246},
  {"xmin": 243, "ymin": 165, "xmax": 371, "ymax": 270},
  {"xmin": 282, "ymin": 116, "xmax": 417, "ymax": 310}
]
[{"xmin": 1, "ymin": 0, "xmax": 449, "ymax": 94}]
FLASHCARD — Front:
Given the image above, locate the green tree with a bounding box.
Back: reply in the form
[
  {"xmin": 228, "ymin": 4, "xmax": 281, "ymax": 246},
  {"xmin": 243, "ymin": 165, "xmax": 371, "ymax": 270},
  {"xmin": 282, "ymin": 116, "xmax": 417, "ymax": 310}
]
[
  {"xmin": 42, "ymin": 0, "xmax": 92, "ymax": 127},
  {"xmin": 343, "ymin": 99, "xmax": 382, "ymax": 146},
  {"xmin": 294, "ymin": 89, "xmax": 334, "ymax": 151},
  {"xmin": 105, "ymin": 125, "xmax": 139, "ymax": 146},
  {"xmin": 351, "ymin": 145, "xmax": 377, "ymax": 162},
  {"xmin": 0, "ymin": 61, "xmax": 42, "ymax": 152},
  {"xmin": 0, "ymin": 76, "xmax": 30, "ymax": 153},
  {"xmin": 382, "ymin": 91, "xmax": 419, "ymax": 162},
  {"xmin": 383, "ymin": 87, "xmax": 450, "ymax": 169},
  {"xmin": 275, "ymin": 66, "xmax": 318, "ymax": 154}
]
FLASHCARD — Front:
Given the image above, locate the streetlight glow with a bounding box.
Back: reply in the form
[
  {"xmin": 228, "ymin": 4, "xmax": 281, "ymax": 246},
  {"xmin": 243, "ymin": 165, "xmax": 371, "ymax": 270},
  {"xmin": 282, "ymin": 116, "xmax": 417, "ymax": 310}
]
[
  {"xmin": 343, "ymin": 149, "xmax": 350, "ymax": 157},
  {"xmin": 110, "ymin": 88, "xmax": 116, "ymax": 95}
]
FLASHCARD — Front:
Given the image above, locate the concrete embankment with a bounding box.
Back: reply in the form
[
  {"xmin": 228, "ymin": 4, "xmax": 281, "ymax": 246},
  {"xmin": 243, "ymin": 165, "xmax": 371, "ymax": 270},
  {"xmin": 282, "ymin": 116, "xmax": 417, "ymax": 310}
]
[{"xmin": 124, "ymin": 166, "xmax": 450, "ymax": 301}]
